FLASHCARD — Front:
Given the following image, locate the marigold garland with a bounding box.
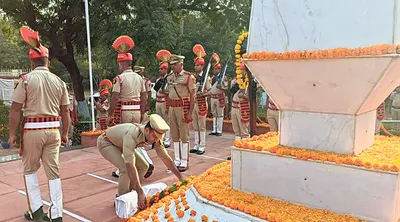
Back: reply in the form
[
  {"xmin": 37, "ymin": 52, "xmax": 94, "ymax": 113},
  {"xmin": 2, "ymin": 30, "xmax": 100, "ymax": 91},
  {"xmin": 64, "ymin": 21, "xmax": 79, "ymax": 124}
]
[
  {"xmin": 235, "ymin": 32, "xmax": 249, "ymax": 90},
  {"xmin": 234, "ymin": 132, "xmax": 400, "ymax": 172},
  {"xmin": 243, "ymin": 44, "xmax": 400, "ymax": 61},
  {"xmin": 80, "ymin": 130, "xmax": 103, "ymax": 136},
  {"xmin": 193, "ymin": 162, "xmax": 363, "ymax": 222}
]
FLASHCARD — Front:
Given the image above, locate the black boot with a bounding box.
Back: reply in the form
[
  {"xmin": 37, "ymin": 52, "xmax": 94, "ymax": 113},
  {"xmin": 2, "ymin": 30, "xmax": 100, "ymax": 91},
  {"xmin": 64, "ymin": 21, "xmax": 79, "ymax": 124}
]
[
  {"xmin": 144, "ymin": 164, "xmax": 154, "ymax": 178},
  {"xmin": 24, "ymin": 206, "xmax": 47, "ymax": 221},
  {"xmin": 43, "ymin": 217, "xmax": 63, "ymax": 222},
  {"xmin": 209, "ymin": 132, "xmax": 216, "ymax": 135},
  {"xmin": 227, "ymin": 156, "xmax": 231, "ymax": 160},
  {"xmin": 215, "ymin": 133, "xmax": 222, "ymax": 137},
  {"xmin": 112, "ymin": 171, "xmax": 119, "ymax": 178}
]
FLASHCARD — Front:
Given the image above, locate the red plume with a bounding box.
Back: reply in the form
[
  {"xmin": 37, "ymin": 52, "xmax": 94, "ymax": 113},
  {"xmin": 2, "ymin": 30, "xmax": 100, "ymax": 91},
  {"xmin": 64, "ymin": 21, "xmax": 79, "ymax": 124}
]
[
  {"xmin": 192, "ymin": 44, "xmax": 206, "ymax": 58},
  {"xmin": 99, "ymin": 79, "xmax": 113, "ymax": 90},
  {"xmin": 156, "ymin": 50, "xmax": 171, "ymax": 63},
  {"xmin": 112, "ymin": 36, "xmax": 135, "ymax": 53},
  {"xmin": 20, "ymin": 26, "xmax": 40, "ymax": 48}
]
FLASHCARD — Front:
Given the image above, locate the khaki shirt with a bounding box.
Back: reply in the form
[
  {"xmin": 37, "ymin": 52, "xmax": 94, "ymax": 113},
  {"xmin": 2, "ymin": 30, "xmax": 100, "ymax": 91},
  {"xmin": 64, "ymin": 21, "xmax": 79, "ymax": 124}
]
[
  {"xmin": 13, "ymin": 66, "xmax": 69, "ymax": 117},
  {"xmin": 144, "ymin": 77, "xmax": 152, "ymax": 92},
  {"xmin": 167, "ymin": 70, "xmax": 196, "ymax": 99},
  {"xmin": 112, "ymin": 69, "xmax": 145, "ymax": 102},
  {"xmin": 210, "ymin": 73, "xmax": 228, "ymax": 95},
  {"xmin": 232, "ymin": 89, "xmax": 243, "ymax": 102},
  {"xmin": 104, "ymin": 123, "xmax": 168, "ymax": 163},
  {"xmin": 96, "ymin": 99, "xmax": 109, "ymax": 119}
]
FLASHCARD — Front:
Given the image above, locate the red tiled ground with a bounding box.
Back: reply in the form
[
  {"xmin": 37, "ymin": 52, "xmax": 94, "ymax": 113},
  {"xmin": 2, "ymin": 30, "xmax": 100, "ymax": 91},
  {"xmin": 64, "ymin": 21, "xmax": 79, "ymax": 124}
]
[{"xmin": 0, "ymin": 131, "xmax": 234, "ymax": 222}]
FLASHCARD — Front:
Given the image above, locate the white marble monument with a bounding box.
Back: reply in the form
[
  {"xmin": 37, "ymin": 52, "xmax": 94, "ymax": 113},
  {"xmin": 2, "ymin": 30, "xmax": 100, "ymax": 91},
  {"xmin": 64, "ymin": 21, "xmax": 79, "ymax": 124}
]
[{"xmin": 232, "ymin": 0, "xmax": 400, "ymax": 221}]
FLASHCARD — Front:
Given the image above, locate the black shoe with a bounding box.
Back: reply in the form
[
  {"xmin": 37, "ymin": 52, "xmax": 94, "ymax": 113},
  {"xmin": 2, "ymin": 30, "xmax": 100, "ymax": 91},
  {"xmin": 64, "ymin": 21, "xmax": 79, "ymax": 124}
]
[
  {"xmin": 209, "ymin": 132, "xmax": 216, "ymax": 135},
  {"xmin": 197, "ymin": 150, "xmax": 205, "ymax": 155},
  {"xmin": 216, "ymin": 133, "xmax": 222, "ymax": 136},
  {"xmin": 112, "ymin": 171, "xmax": 119, "ymax": 178},
  {"xmin": 189, "ymin": 148, "xmax": 198, "ymax": 153},
  {"xmin": 24, "ymin": 206, "xmax": 47, "ymax": 221},
  {"xmin": 227, "ymin": 156, "xmax": 231, "ymax": 160},
  {"xmin": 178, "ymin": 166, "xmax": 188, "ymax": 172},
  {"xmin": 43, "ymin": 217, "xmax": 63, "ymax": 222},
  {"xmin": 164, "ymin": 143, "xmax": 170, "ymax": 148},
  {"xmin": 144, "ymin": 164, "xmax": 154, "ymax": 178}
]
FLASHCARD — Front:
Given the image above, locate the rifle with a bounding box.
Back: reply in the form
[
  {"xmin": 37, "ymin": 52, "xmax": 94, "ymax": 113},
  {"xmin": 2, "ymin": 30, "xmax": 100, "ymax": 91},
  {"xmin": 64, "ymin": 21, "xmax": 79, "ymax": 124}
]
[
  {"xmin": 218, "ymin": 59, "xmax": 229, "ymax": 86},
  {"xmin": 200, "ymin": 53, "xmax": 214, "ymax": 92}
]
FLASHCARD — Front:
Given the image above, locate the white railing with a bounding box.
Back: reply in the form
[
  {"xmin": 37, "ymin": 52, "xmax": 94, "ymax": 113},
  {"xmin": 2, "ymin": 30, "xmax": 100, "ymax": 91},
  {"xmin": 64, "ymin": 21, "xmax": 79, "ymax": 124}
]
[{"xmin": 0, "ymin": 68, "xmax": 31, "ymax": 76}]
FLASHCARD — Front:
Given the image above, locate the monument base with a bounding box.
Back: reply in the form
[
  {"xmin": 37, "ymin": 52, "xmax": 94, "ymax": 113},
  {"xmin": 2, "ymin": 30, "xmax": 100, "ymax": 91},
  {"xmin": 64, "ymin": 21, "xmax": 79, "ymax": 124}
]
[
  {"xmin": 231, "ymin": 147, "xmax": 400, "ymax": 222},
  {"xmin": 279, "ymin": 110, "xmax": 376, "ymax": 154}
]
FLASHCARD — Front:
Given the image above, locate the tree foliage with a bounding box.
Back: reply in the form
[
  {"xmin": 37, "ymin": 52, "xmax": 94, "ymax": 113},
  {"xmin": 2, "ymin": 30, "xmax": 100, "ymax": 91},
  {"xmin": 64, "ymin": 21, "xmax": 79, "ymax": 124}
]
[{"xmin": 0, "ymin": 0, "xmax": 251, "ymax": 94}]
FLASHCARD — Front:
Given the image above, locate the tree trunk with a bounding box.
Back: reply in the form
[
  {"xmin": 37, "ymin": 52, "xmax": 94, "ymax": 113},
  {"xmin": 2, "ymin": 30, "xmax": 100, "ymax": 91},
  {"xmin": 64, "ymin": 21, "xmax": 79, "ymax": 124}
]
[{"xmin": 56, "ymin": 53, "xmax": 90, "ymax": 118}]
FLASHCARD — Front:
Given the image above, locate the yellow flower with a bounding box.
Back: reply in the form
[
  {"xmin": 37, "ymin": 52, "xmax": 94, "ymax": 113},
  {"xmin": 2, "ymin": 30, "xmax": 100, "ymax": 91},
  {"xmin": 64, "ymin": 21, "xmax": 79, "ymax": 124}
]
[
  {"xmin": 237, "ymin": 39, "xmax": 243, "ymax": 45},
  {"xmin": 235, "ymin": 44, "xmax": 241, "ymax": 50}
]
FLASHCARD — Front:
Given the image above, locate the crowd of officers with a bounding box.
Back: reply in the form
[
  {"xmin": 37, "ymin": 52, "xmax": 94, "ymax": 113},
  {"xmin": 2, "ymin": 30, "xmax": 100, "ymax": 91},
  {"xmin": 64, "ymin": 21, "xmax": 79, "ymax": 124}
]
[{"xmin": 9, "ymin": 28, "xmax": 271, "ymax": 221}]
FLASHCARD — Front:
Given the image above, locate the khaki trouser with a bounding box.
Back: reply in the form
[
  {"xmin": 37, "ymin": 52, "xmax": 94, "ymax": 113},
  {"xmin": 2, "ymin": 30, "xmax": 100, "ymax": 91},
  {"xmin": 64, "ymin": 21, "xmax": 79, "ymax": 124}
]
[
  {"xmin": 121, "ymin": 111, "xmax": 141, "ymax": 124},
  {"xmin": 23, "ymin": 130, "xmax": 61, "ymax": 180},
  {"xmin": 193, "ymin": 103, "xmax": 207, "ymax": 132},
  {"xmin": 169, "ymin": 107, "xmax": 189, "ymax": 142},
  {"xmin": 97, "ymin": 136, "xmax": 148, "ymax": 196},
  {"xmin": 267, "ymin": 109, "xmax": 279, "ymax": 132},
  {"xmin": 156, "ymin": 102, "xmax": 169, "ymax": 123},
  {"xmin": 211, "ymin": 98, "xmax": 224, "ymax": 117},
  {"xmin": 231, "ymin": 107, "xmax": 249, "ymax": 138},
  {"xmin": 392, "ymin": 108, "xmax": 400, "ymax": 120}
]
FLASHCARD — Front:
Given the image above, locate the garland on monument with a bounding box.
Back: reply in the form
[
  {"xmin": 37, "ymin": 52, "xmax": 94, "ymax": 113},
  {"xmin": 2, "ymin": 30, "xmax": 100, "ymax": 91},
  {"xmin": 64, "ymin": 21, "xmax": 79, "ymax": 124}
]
[{"xmin": 234, "ymin": 32, "xmax": 249, "ymax": 90}]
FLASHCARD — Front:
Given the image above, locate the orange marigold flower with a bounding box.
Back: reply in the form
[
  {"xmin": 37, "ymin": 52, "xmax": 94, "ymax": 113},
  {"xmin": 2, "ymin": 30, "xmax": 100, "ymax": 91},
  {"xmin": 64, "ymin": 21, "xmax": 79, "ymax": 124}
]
[
  {"xmin": 188, "ymin": 219, "xmax": 196, "ymax": 222},
  {"xmin": 390, "ymin": 165, "xmax": 399, "ymax": 172},
  {"xmin": 267, "ymin": 212, "xmax": 277, "ymax": 221},
  {"xmin": 244, "ymin": 206, "xmax": 252, "ymax": 214},
  {"xmin": 353, "ymin": 159, "xmax": 363, "ymax": 167},
  {"xmin": 201, "ymin": 215, "xmax": 209, "ymax": 222},
  {"xmin": 176, "ymin": 210, "xmax": 184, "ymax": 218},
  {"xmin": 190, "ymin": 210, "xmax": 197, "ymax": 216},
  {"xmin": 164, "ymin": 212, "xmax": 171, "ymax": 218},
  {"xmin": 259, "ymin": 211, "xmax": 268, "ymax": 220}
]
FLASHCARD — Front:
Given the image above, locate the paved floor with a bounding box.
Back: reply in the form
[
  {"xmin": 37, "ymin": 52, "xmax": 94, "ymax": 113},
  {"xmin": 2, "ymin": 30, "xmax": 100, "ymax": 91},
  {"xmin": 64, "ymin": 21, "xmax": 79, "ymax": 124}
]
[{"xmin": 0, "ymin": 131, "xmax": 234, "ymax": 222}]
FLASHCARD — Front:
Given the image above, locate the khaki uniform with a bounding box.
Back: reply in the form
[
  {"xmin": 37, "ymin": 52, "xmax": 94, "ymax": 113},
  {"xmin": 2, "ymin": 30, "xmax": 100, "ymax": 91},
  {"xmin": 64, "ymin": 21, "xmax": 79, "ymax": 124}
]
[
  {"xmin": 113, "ymin": 69, "xmax": 153, "ymax": 174},
  {"xmin": 167, "ymin": 70, "xmax": 196, "ymax": 168},
  {"xmin": 112, "ymin": 69, "xmax": 145, "ymax": 124},
  {"xmin": 155, "ymin": 76, "xmax": 170, "ymax": 146},
  {"xmin": 392, "ymin": 90, "xmax": 400, "ymax": 120},
  {"xmin": 191, "ymin": 71, "xmax": 211, "ymax": 154},
  {"xmin": 231, "ymin": 89, "xmax": 250, "ymax": 140},
  {"xmin": 142, "ymin": 77, "xmax": 152, "ymax": 121},
  {"xmin": 267, "ymin": 96, "xmax": 279, "ymax": 132},
  {"xmin": 13, "ymin": 66, "xmax": 69, "ymax": 219},
  {"xmin": 96, "ymin": 99, "xmax": 109, "ymax": 130},
  {"xmin": 210, "ymin": 73, "xmax": 228, "ymax": 134},
  {"xmin": 97, "ymin": 123, "xmax": 169, "ymax": 195}
]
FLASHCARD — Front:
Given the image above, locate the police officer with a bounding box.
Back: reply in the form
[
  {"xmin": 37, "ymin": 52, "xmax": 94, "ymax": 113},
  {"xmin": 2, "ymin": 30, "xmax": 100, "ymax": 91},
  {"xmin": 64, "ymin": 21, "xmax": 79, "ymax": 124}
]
[
  {"xmin": 209, "ymin": 53, "xmax": 228, "ymax": 136},
  {"xmin": 167, "ymin": 54, "xmax": 196, "ymax": 172},
  {"xmin": 107, "ymin": 35, "xmax": 146, "ymax": 126},
  {"xmin": 9, "ymin": 26, "xmax": 69, "ymax": 222},
  {"xmin": 154, "ymin": 50, "xmax": 172, "ymax": 148},
  {"xmin": 97, "ymin": 114, "xmax": 183, "ymax": 209},
  {"xmin": 231, "ymin": 63, "xmax": 250, "ymax": 141},
  {"xmin": 190, "ymin": 44, "xmax": 211, "ymax": 155}
]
